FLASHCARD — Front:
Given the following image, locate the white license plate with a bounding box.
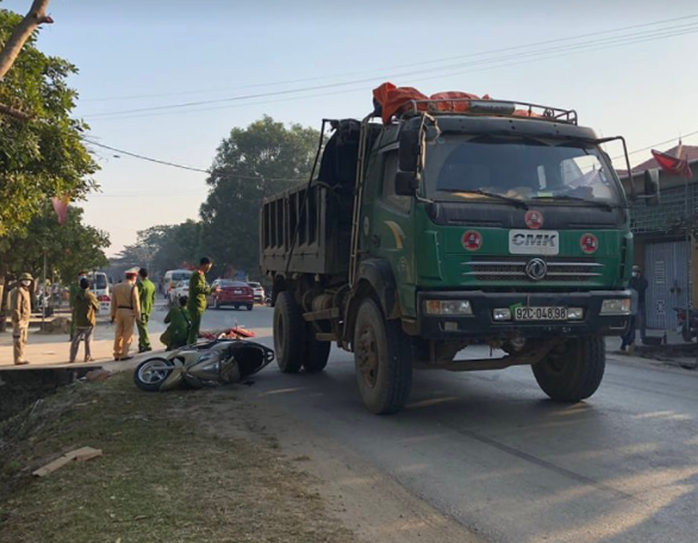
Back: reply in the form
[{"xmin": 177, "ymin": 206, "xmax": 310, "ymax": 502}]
[
  {"xmin": 234, "ymin": 289, "xmax": 242, "ymax": 294},
  {"xmin": 509, "ymin": 229, "xmax": 559, "ymax": 255},
  {"xmin": 514, "ymin": 306, "xmax": 568, "ymax": 321}
]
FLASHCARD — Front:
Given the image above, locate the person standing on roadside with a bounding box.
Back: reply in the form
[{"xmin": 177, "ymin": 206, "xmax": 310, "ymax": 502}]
[
  {"xmin": 136, "ymin": 268, "xmax": 156, "ymax": 353},
  {"xmin": 629, "ymin": 265, "xmax": 648, "ymax": 342},
  {"xmin": 70, "ymin": 277, "xmax": 99, "ymax": 363},
  {"xmin": 110, "ymin": 269, "xmax": 141, "ymax": 361},
  {"xmin": 187, "ymin": 257, "xmax": 215, "ymax": 344},
  {"xmin": 11, "ymin": 273, "xmax": 33, "ymax": 365},
  {"xmin": 69, "ymin": 270, "xmax": 88, "ymax": 341}
]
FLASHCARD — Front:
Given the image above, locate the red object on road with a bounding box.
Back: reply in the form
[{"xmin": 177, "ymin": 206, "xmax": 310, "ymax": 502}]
[{"xmin": 651, "ymin": 149, "xmax": 693, "ymax": 179}]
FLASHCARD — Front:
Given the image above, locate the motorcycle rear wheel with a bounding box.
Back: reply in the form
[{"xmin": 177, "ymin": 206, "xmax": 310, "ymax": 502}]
[{"xmin": 134, "ymin": 357, "xmax": 174, "ymax": 392}]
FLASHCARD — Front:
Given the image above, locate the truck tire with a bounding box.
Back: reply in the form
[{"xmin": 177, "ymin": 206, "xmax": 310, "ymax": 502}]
[
  {"xmin": 353, "ymin": 298, "xmax": 412, "ymax": 414},
  {"xmin": 303, "ymin": 326, "xmax": 331, "ymax": 373},
  {"xmin": 273, "ymin": 291, "xmax": 305, "ymax": 373},
  {"xmin": 532, "ymin": 337, "xmax": 605, "ymax": 402}
]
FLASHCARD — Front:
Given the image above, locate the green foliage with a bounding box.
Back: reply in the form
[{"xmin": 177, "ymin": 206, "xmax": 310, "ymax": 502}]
[
  {"xmin": 200, "ymin": 115, "xmax": 319, "ymax": 273},
  {"xmin": 0, "ymin": 206, "xmax": 110, "ymax": 283},
  {"xmin": 111, "ymin": 220, "xmax": 202, "ymax": 277},
  {"xmin": 0, "ymin": 8, "xmax": 98, "ymax": 237}
]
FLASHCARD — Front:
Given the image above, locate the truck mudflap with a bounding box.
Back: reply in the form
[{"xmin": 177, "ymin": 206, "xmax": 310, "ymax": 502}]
[{"xmin": 416, "ymin": 290, "xmax": 631, "ymax": 340}]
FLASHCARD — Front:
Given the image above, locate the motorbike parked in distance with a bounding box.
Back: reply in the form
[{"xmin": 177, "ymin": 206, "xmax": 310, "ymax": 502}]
[{"xmin": 674, "ymin": 307, "xmax": 698, "ymax": 343}]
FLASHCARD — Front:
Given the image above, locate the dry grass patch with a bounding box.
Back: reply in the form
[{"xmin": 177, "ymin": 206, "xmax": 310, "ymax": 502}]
[{"xmin": 0, "ymin": 372, "xmax": 355, "ymax": 543}]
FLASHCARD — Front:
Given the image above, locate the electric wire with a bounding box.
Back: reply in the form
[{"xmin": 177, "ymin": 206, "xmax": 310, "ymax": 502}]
[
  {"xmin": 82, "ymin": 13, "xmax": 698, "ymax": 104},
  {"xmin": 82, "ymin": 20, "xmax": 698, "ymax": 119}
]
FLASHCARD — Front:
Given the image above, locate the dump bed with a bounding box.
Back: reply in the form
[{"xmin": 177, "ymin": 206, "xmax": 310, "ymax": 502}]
[{"xmin": 260, "ymin": 119, "xmax": 364, "ymax": 278}]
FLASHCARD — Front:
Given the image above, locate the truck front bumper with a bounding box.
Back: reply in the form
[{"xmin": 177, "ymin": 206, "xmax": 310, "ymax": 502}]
[{"xmin": 416, "ymin": 290, "xmax": 631, "ymax": 340}]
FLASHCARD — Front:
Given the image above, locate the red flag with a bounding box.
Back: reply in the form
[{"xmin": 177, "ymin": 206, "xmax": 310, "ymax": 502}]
[
  {"xmin": 651, "ymin": 149, "xmax": 693, "ymax": 179},
  {"xmin": 50, "ymin": 196, "xmax": 70, "ymax": 224}
]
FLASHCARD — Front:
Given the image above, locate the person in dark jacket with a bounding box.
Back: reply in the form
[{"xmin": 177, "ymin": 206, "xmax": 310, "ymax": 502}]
[
  {"xmin": 70, "ymin": 277, "xmax": 99, "ymax": 363},
  {"xmin": 161, "ymin": 295, "xmax": 192, "ymax": 350},
  {"xmin": 629, "ymin": 265, "xmax": 648, "ymax": 341}
]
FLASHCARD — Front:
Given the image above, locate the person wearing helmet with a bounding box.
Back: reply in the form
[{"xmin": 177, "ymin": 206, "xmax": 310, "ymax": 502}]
[{"xmin": 11, "ymin": 272, "xmax": 33, "ymax": 365}]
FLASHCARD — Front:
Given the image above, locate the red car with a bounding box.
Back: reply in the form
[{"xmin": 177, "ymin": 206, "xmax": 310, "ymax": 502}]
[{"xmin": 209, "ymin": 280, "xmax": 254, "ymax": 310}]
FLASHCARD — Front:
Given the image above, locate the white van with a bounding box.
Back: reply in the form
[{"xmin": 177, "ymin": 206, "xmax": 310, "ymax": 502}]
[
  {"xmin": 88, "ymin": 271, "xmax": 111, "ymax": 313},
  {"xmin": 162, "ymin": 269, "xmax": 193, "ymax": 299}
]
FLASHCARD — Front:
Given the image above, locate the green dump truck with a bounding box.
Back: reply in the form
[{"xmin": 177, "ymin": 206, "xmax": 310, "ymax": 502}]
[{"xmin": 260, "ymin": 97, "xmax": 658, "ymax": 414}]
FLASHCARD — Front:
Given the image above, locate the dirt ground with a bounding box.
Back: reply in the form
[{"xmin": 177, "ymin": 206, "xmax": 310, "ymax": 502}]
[{"xmin": 0, "ymin": 373, "xmax": 356, "ymax": 543}]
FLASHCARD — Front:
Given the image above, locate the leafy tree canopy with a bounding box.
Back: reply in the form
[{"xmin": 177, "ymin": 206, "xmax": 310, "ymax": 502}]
[
  {"xmin": 0, "ymin": 206, "xmax": 110, "ymax": 283},
  {"xmin": 0, "ymin": 7, "xmax": 98, "ymax": 237},
  {"xmin": 200, "ymin": 115, "xmax": 319, "ymax": 273}
]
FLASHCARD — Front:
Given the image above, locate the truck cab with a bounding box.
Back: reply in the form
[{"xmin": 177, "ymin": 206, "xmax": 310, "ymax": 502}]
[{"xmin": 261, "ymin": 96, "xmax": 656, "ymax": 414}]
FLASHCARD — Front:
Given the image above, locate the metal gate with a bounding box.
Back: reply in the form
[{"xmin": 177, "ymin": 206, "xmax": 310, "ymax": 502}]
[{"xmin": 644, "ymin": 241, "xmax": 690, "ymax": 330}]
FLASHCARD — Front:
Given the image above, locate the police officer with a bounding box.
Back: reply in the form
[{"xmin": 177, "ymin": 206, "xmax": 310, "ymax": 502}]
[
  {"xmin": 187, "ymin": 257, "xmax": 215, "ymax": 344},
  {"xmin": 110, "ymin": 269, "xmax": 141, "ymax": 361},
  {"xmin": 12, "ymin": 273, "xmax": 33, "ymax": 365},
  {"xmin": 136, "ymin": 268, "xmax": 156, "ymax": 353}
]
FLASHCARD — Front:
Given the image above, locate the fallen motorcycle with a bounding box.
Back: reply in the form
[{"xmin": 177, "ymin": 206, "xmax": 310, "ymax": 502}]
[{"xmin": 133, "ymin": 336, "xmax": 274, "ymax": 392}]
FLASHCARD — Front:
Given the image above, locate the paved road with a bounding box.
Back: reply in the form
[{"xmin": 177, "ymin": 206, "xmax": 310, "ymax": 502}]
[{"xmin": 156, "ymin": 304, "xmax": 698, "ymax": 543}]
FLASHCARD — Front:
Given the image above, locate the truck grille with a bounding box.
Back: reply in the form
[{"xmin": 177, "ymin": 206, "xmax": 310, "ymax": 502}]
[{"xmin": 462, "ymin": 256, "xmax": 603, "ymax": 282}]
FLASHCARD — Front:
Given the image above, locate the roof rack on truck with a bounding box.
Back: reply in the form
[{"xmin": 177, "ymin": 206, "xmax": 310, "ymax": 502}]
[{"xmin": 401, "ymin": 98, "xmax": 578, "ymax": 125}]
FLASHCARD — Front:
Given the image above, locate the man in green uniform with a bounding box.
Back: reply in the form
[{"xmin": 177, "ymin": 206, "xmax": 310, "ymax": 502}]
[
  {"xmin": 187, "ymin": 257, "xmax": 214, "ymax": 344},
  {"xmin": 161, "ymin": 295, "xmax": 192, "ymax": 349},
  {"xmin": 136, "ymin": 267, "xmax": 157, "ymax": 353},
  {"xmin": 68, "ymin": 270, "xmax": 87, "ymax": 341}
]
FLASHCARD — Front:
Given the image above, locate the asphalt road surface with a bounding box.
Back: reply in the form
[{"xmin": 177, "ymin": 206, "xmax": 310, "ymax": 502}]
[{"xmin": 154, "ymin": 303, "xmax": 698, "ymax": 543}]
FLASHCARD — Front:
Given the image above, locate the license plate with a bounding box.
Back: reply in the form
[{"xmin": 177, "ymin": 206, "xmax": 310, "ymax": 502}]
[
  {"xmin": 234, "ymin": 289, "xmax": 242, "ymax": 294},
  {"xmin": 514, "ymin": 306, "xmax": 568, "ymax": 321}
]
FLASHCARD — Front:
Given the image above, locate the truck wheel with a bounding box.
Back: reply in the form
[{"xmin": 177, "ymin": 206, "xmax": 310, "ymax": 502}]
[
  {"xmin": 273, "ymin": 291, "xmax": 305, "ymax": 373},
  {"xmin": 303, "ymin": 326, "xmax": 330, "ymax": 373},
  {"xmin": 353, "ymin": 298, "xmax": 412, "ymax": 414},
  {"xmin": 532, "ymin": 337, "xmax": 605, "ymax": 402}
]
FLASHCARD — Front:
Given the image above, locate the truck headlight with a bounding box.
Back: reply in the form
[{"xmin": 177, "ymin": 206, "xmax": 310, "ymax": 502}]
[
  {"xmin": 600, "ymin": 299, "xmax": 631, "ymax": 316},
  {"xmin": 425, "ymin": 300, "xmax": 472, "ymax": 316}
]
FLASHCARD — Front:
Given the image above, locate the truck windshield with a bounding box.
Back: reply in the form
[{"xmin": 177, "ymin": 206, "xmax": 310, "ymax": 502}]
[{"xmin": 423, "ymin": 135, "xmax": 622, "ymax": 206}]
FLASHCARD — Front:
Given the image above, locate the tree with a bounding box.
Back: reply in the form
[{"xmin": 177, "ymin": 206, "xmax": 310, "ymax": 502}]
[
  {"xmin": 109, "ymin": 220, "xmax": 202, "ymax": 280},
  {"xmin": 0, "ymin": 206, "xmax": 110, "ymax": 283},
  {"xmin": 200, "ymin": 116, "xmax": 319, "ymax": 274},
  {"xmin": 0, "ymin": 5, "xmax": 97, "ymax": 237}
]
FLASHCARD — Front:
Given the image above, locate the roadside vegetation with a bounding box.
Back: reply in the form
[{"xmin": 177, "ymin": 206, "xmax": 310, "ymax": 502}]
[{"xmin": 0, "ymin": 373, "xmax": 355, "ymax": 543}]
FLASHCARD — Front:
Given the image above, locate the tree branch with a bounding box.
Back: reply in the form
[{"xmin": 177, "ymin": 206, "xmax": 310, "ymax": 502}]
[
  {"xmin": 0, "ymin": 0, "xmax": 54, "ymax": 82},
  {"xmin": 0, "ymin": 101, "xmax": 32, "ymax": 121}
]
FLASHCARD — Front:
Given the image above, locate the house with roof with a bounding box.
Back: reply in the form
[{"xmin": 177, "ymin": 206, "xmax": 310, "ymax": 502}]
[{"xmin": 618, "ymin": 144, "xmax": 698, "ymax": 331}]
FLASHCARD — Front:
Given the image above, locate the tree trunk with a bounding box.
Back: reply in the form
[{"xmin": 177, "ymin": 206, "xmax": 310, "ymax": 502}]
[
  {"xmin": 0, "ymin": 0, "xmax": 53, "ymax": 120},
  {"xmin": 0, "ymin": 0, "xmax": 54, "ymax": 81}
]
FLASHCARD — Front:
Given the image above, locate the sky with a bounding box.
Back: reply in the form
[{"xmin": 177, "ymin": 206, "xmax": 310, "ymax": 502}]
[{"xmin": 3, "ymin": 0, "xmax": 698, "ymax": 255}]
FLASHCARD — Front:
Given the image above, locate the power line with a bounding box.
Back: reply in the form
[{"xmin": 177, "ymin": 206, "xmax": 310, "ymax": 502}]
[
  {"xmin": 81, "ymin": 13, "xmax": 698, "ymax": 104},
  {"xmin": 82, "ymin": 21, "xmax": 698, "ymax": 120},
  {"xmin": 82, "ymin": 138, "xmax": 308, "ymax": 182}
]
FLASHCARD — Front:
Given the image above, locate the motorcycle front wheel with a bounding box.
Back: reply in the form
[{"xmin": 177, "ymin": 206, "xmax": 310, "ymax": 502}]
[{"xmin": 134, "ymin": 357, "xmax": 174, "ymax": 391}]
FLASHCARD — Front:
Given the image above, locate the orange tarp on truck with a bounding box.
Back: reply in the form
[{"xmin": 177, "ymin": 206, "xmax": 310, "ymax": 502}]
[
  {"xmin": 373, "ymin": 82, "xmax": 481, "ymax": 124},
  {"xmin": 372, "ymin": 82, "xmax": 541, "ymax": 123}
]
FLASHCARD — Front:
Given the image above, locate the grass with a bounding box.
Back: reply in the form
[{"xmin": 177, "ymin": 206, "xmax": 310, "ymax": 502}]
[{"xmin": 0, "ymin": 373, "xmax": 355, "ymax": 543}]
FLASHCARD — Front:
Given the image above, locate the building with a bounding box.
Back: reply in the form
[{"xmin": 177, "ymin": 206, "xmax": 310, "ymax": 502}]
[{"xmin": 618, "ymin": 145, "xmax": 698, "ymax": 331}]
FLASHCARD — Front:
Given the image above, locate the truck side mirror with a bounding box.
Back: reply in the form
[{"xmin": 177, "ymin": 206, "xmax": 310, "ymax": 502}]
[
  {"xmin": 643, "ymin": 169, "xmax": 660, "ymax": 206},
  {"xmin": 399, "ymin": 130, "xmax": 420, "ymax": 172},
  {"xmin": 395, "ymin": 171, "xmax": 419, "ymax": 196}
]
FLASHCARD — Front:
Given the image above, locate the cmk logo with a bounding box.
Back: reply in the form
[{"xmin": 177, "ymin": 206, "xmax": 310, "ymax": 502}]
[
  {"xmin": 512, "ymin": 233, "xmax": 557, "ymax": 247},
  {"xmin": 508, "ymin": 229, "xmax": 560, "ymax": 255}
]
